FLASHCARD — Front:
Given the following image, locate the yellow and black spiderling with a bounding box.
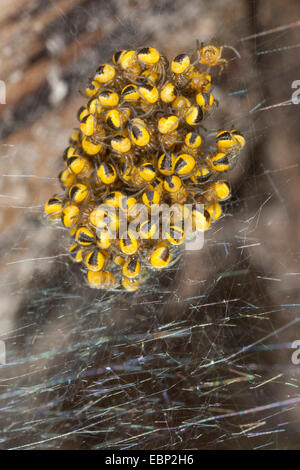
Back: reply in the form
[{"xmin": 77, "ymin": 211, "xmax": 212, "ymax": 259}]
[
  {"xmin": 67, "ymin": 155, "xmax": 93, "ymax": 178},
  {"xmin": 121, "ymin": 84, "xmax": 140, "ymax": 102},
  {"xmin": 122, "ymin": 257, "xmax": 141, "ymax": 278},
  {"xmin": 68, "ymin": 243, "xmax": 83, "ymax": 263},
  {"xmin": 158, "ymin": 152, "xmax": 175, "ymax": 176},
  {"xmin": 171, "ymin": 53, "xmax": 191, "ymax": 75},
  {"xmin": 44, "ymin": 43, "xmax": 245, "ymax": 291},
  {"xmin": 85, "ymin": 80, "xmax": 101, "ymax": 98},
  {"xmin": 120, "ymin": 231, "xmax": 139, "ymax": 255},
  {"xmin": 84, "ymin": 248, "xmax": 106, "ymax": 272},
  {"xmin": 174, "ymin": 154, "xmax": 196, "ymax": 176},
  {"xmin": 75, "ymin": 226, "xmax": 96, "ymax": 246},
  {"xmin": 129, "ymin": 118, "xmax": 151, "ymax": 147},
  {"xmin": 142, "ymin": 188, "xmax": 161, "ymax": 207},
  {"xmin": 98, "ymin": 90, "xmax": 120, "ymax": 108},
  {"xmin": 93, "ymin": 63, "xmax": 116, "ymax": 84},
  {"xmin": 111, "ymin": 134, "xmax": 132, "ymax": 153},
  {"xmin": 138, "ymin": 83, "xmax": 159, "ymax": 104},
  {"xmin": 185, "ymin": 104, "xmax": 204, "ymax": 126},
  {"xmin": 80, "ymin": 114, "xmax": 95, "ymax": 136},
  {"xmin": 216, "ymin": 129, "xmax": 245, "ymax": 153},
  {"xmin": 87, "ymin": 270, "xmax": 117, "ymax": 289},
  {"xmin": 44, "ymin": 196, "xmax": 63, "ymax": 220},
  {"xmin": 68, "ymin": 183, "xmax": 89, "ymax": 204},
  {"xmin": 164, "ymin": 225, "xmax": 185, "ymax": 245},
  {"xmin": 58, "ymin": 168, "xmax": 76, "ymax": 189},
  {"xmin": 61, "ymin": 204, "xmax": 80, "ymax": 228},
  {"xmin": 150, "ymin": 241, "xmax": 171, "ymax": 269},
  {"xmin": 137, "ymin": 47, "xmax": 160, "ymax": 66},
  {"xmin": 185, "ymin": 131, "xmax": 202, "ymax": 150},
  {"xmin": 96, "ymin": 162, "xmax": 117, "ymax": 185},
  {"xmin": 192, "ymin": 207, "xmax": 212, "ymax": 232},
  {"xmin": 139, "ymin": 219, "xmax": 158, "ymax": 240},
  {"xmin": 158, "ymin": 115, "xmax": 179, "ymax": 135},
  {"xmin": 81, "ymin": 136, "xmax": 103, "ymax": 156},
  {"xmin": 209, "ymin": 152, "xmax": 231, "ymax": 172},
  {"xmin": 190, "ymin": 166, "xmax": 212, "ymax": 184}
]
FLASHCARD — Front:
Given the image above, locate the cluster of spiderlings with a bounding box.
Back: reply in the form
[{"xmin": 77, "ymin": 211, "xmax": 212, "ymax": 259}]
[{"xmin": 44, "ymin": 45, "xmax": 245, "ymax": 291}]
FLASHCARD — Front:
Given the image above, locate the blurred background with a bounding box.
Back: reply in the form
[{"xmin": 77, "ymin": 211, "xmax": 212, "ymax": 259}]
[{"xmin": 0, "ymin": 0, "xmax": 300, "ymax": 449}]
